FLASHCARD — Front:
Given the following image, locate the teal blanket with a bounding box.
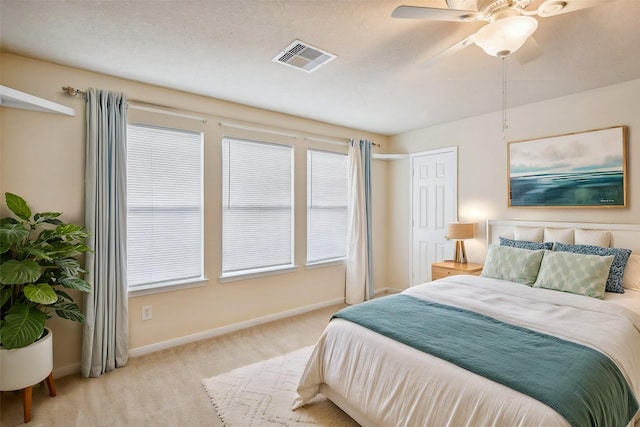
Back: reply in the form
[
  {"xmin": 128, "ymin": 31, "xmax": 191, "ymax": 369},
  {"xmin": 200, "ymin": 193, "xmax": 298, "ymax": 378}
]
[{"xmin": 333, "ymin": 294, "xmax": 638, "ymax": 427}]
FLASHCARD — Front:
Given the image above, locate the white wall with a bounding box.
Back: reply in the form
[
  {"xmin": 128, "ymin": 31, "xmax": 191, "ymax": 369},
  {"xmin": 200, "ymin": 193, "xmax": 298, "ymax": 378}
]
[
  {"xmin": 0, "ymin": 53, "xmax": 389, "ymax": 373},
  {"xmin": 388, "ymin": 79, "xmax": 640, "ymax": 288}
]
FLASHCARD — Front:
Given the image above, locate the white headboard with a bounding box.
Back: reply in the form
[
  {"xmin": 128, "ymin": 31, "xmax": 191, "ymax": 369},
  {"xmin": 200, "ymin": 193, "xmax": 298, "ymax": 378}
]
[{"xmin": 487, "ymin": 220, "xmax": 640, "ymax": 253}]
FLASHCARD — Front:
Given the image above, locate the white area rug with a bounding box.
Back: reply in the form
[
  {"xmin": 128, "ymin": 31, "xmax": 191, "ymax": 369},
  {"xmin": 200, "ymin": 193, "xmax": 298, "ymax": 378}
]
[{"xmin": 202, "ymin": 346, "xmax": 358, "ymax": 426}]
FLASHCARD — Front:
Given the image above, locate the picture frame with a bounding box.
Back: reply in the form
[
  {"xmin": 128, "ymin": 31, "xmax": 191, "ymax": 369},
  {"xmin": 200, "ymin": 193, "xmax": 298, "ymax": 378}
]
[{"xmin": 508, "ymin": 126, "xmax": 627, "ymax": 208}]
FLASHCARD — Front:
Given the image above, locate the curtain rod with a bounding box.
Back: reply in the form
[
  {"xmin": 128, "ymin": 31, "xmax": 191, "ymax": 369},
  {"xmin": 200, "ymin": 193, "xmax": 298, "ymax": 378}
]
[
  {"xmin": 62, "ymin": 86, "xmax": 85, "ymax": 96},
  {"xmin": 220, "ymin": 123, "xmax": 380, "ymax": 147},
  {"xmin": 218, "ymin": 121, "xmax": 298, "ymax": 138},
  {"xmin": 62, "ymin": 86, "xmax": 208, "ymax": 122},
  {"xmin": 305, "ymin": 136, "xmax": 347, "ymax": 146},
  {"xmin": 129, "ymin": 103, "xmax": 207, "ymax": 123},
  {"xmin": 62, "ymin": 86, "xmax": 380, "ymax": 147},
  {"xmin": 304, "ymin": 136, "xmax": 380, "ymax": 147}
]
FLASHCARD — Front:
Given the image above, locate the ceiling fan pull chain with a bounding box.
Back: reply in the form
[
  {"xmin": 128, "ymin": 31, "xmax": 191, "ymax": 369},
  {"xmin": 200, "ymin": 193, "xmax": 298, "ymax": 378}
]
[{"xmin": 502, "ymin": 55, "xmax": 508, "ymax": 140}]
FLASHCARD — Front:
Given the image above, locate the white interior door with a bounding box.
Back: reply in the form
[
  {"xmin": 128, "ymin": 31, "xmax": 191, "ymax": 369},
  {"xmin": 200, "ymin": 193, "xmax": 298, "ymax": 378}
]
[{"xmin": 410, "ymin": 148, "xmax": 457, "ymax": 286}]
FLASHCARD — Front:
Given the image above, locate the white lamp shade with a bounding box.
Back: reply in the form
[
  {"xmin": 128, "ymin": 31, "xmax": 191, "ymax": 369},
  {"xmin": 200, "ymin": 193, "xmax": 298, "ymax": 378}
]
[{"xmin": 474, "ymin": 16, "xmax": 538, "ymax": 57}]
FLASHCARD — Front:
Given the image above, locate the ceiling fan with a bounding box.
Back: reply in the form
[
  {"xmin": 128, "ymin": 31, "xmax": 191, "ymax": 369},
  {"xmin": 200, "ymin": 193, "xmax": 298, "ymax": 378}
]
[{"xmin": 392, "ymin": 0, "xmax": 616, "ymax": 64}]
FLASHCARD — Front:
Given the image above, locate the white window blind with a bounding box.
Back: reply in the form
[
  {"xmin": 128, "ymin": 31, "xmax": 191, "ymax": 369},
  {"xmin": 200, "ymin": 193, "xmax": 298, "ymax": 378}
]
[
  {"xmin": 307, "ymin": 149, "xmax": 348, "ymax": 263},
  {"xmin": 222, "ymin": 138, "xmax": 294, "ymax": 275},
  {"xmin": 127, "ymin": 123, "xmax": 203, "ymax": 290}
]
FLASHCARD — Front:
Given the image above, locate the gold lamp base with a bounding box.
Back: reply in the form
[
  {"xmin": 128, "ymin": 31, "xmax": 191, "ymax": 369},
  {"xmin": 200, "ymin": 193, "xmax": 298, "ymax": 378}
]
[{"xmin": 454, "ymin": 240, "xmax": 467, "ymax": 264}]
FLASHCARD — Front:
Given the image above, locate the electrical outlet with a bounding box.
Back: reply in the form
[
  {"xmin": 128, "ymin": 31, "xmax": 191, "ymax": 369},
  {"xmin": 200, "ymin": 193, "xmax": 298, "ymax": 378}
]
[{"xmin": 142, "ymin": 305, "xmax": 152, "ymax": 321}]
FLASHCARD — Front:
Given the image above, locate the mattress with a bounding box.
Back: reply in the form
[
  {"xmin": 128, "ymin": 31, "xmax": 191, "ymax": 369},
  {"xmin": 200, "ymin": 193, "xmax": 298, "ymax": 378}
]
[{"xmin": 293, "ymin": 275, "xmax": 640, "ymax": 426}]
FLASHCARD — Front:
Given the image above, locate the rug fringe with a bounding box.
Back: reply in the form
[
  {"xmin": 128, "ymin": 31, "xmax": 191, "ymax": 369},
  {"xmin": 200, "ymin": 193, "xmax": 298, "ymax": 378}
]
[
  {"xmin": 199, "ymin": 346, "xmax": 356, "ymax": 426},
  {"xmin": 201, "ymin": 378, "xmax": 231, "ymax": 427}
]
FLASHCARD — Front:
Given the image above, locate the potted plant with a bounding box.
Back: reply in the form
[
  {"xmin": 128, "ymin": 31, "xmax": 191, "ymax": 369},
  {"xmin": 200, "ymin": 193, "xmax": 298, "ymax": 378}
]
[{"xmin": 0, "ymin": 192, "xmax": 91, "ymax": 393}]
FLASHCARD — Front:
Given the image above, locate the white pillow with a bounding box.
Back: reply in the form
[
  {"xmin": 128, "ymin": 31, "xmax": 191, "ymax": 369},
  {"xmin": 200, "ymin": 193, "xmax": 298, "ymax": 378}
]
[
  {"xmin": 544, "ymin": 228, "xmax": 574, "ymax": 245},
  {"xmin": 514, "ymin": 227, "xmax": 543, "ymax": 243},
  {"xmin": 623, "ymin": 254, "xmax": 640, "ymax": 291},
  {"xmin": 574, "ymin": 229, "xmax": 611, "ymax": 248}
]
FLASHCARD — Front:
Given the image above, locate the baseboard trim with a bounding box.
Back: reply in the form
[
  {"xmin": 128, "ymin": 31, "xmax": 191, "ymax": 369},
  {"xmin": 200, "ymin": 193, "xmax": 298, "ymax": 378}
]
[
  {"xmin": 54, "ymin": 363, "xmax": 81, "ymax": 379},
  {"xmin": 128, "ymin": 297, "xmax": 345, "ymax": 358},
  {"xmin": 53, "ymin": 290, "xmax": 402, "ymax": 378}
]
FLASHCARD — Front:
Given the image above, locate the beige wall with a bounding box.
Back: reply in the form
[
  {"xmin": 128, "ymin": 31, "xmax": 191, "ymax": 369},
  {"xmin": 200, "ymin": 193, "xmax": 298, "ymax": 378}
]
[
  {"xmin": 0, "ymin": 53, "xmax": 389, "ymax": 373},
  {"xmin": 388, "ymin": 78, "xmax": 640, "ymax": 288}
]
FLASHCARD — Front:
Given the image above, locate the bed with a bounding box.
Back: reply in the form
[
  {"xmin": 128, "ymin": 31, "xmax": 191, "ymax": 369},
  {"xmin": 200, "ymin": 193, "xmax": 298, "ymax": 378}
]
[{"xmin": 293, "ymin": 220, "xmax": 640, "ymax": 427}]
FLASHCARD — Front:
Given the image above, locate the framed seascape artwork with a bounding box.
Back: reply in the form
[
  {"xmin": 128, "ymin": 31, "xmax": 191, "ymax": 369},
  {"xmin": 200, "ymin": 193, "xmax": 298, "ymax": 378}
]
[{"xmin": 508, "ymin": 126, "xmax": 627, "ymax": 208}]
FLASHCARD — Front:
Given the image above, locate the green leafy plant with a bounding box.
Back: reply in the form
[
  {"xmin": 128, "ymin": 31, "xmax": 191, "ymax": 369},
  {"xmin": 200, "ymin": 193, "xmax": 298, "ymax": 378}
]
[{"xmin": 0, "ymin": 192, "xmax": 91, "ymax": 349}]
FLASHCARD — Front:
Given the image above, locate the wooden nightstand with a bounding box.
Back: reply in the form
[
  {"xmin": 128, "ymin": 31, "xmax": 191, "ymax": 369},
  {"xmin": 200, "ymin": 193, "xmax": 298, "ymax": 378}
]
[{"xmin": 431, "ymin": 261, "xmax": 484, "ymax": 280}]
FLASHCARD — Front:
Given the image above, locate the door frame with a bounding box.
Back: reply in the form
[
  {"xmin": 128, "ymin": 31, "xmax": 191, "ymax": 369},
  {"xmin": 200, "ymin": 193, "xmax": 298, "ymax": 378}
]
[{"xmin": 409, "ymin": 146, "xmax": 458, "ymax": 286}]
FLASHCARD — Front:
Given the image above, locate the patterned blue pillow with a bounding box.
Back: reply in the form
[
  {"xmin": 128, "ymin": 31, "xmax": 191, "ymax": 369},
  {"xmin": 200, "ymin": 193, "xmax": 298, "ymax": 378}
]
[
  {"xmin": 499, "ymin": 237, "xmax": 553, "ymax": 251},
  {"xmin": 554, "ymin": 243, "xmax": 631, "ymax": 294}
]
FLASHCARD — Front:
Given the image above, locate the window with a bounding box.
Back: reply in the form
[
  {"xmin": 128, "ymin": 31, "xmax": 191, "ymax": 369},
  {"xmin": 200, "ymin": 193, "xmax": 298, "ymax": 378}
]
[
  {"xmin": 222, "ymin": 138, "xmax": 294, "ymax": 277},
  {"xmin": 307, "ymin": 149, "xmax": 348, "ymax": 264},
  {"xmin": 127, "ymin": 123, "xmax": 203, "ymax": 291}
]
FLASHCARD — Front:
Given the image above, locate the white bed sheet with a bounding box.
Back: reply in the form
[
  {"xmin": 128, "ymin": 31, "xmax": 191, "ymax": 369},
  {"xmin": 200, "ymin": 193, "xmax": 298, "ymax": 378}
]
[
  {"xmin": 606, "ymin": 288, "xmax": 640, "ymax": 314},
  {"xmin": 293, "ymin": 276, "xmax": 640, "ymax": 427}
]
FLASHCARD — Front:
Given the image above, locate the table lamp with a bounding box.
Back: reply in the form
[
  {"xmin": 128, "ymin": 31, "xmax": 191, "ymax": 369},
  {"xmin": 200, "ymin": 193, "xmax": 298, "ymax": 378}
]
[{"xmin": 447, "ymin": 223, "xmax": 475, "ymax": 264}]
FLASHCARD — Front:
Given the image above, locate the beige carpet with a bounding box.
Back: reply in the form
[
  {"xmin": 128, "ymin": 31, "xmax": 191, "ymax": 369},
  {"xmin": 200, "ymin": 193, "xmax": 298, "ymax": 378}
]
[
  {"xmin": 0, "ymin": 303, "xmax": 349, "ymax": 427},
  {"xmin": 202, "ymin": 346, "xmax": 357, "ymax": 427}
]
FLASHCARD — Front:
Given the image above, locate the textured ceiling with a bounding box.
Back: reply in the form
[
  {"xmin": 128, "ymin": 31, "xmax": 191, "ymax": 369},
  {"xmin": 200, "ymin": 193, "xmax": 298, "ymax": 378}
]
[{"xmin": 1, "ymin": 0, "xmax": 639, "ymax": 136}]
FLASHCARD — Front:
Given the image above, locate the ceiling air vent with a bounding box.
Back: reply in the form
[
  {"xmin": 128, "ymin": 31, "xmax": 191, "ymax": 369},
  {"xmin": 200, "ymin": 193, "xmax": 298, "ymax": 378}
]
[{"xmin": 272, "ymin": 40, "xmax": 336, "ymax": 73}]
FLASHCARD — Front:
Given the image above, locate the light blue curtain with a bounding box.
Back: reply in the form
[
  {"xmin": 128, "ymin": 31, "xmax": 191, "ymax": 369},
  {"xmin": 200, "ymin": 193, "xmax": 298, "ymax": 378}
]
[
  {"xmin": 361, "ymin": 140, "xmax": 373, "ymax": 299},
  {"xmin": 345, "ymin": 139, "xmax": 374, "ymax": 304},
  {"xmin": 82, "ymin": 88, "xmax": 129, "ymax": 378}
]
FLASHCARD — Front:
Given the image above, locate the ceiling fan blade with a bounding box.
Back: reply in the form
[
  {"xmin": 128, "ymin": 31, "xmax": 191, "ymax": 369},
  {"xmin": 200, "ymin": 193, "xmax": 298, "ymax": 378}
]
[
  {"xmin": 421, "ymin": 34, "xmax": 476, "ymax": 67},
  {"xmin": 392, "ymin": 5, "xmax": 482, "ymax": 22},
  {"xmin": 515, "ymin": 36, "xmax": 543, "ymax": 64},
  {"xmin": 532, "ymin": 0, "xmax": 617, "ymax": 17}
]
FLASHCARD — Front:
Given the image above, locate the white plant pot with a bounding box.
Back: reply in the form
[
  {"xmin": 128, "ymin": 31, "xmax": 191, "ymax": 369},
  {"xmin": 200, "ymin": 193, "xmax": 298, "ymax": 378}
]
[{"xmin": 0, "ymin": 327, "xmax": 53, "ymax": 391}]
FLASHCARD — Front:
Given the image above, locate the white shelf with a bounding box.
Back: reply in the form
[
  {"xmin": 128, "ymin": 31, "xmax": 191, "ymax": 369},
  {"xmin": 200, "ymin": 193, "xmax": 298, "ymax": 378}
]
[
  {"xmin": 0, "ymin": 85, "xmax": 75, "ymax": 116},
  {"xmin": 372, "ymin": 153, "xmax": 408, "ymax": 161}
]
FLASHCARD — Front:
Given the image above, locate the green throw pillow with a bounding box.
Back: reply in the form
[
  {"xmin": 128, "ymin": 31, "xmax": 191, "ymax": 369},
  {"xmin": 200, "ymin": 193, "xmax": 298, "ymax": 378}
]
[
  {"xmin": 481, "ymin": 244, "xmax": 545, "ymax": 286},
  {"xmin": 533, "ymin": 250, "xmax": 613, "ymax": 299}
]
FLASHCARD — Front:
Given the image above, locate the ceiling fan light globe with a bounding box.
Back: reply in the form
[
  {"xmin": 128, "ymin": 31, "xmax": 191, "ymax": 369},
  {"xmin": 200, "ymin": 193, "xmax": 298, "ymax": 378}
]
[
  {"xmin": 538, "ymin": 0, "xmax": 567, "ymax": 17},
  {"xmin": 474, "ymin": 16, "xmax": 538, "ymax": 57}
]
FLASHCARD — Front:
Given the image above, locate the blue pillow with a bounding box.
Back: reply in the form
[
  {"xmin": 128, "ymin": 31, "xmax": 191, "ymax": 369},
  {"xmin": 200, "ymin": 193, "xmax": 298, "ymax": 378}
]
[
  {"xmin": 554, "ymin": 243, "xmax": 631, "ymax": 294},
  {"xmin": 500, "ymin": 237, "xmax": 553, "ymax": 251}
]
